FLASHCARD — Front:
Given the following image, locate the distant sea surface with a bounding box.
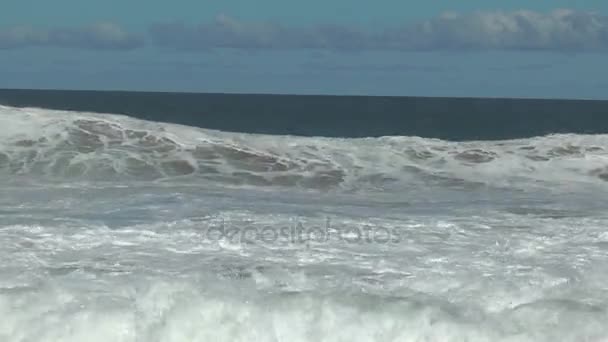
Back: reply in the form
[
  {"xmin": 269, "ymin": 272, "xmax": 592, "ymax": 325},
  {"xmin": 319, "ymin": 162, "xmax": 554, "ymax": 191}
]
[
  {"xmin": 1, "ymin": 89, "xmax": 608, "ymax": 341},
  {"xmin": 2, "ymin": 88, "xmax": 608, "ymax": 140}
]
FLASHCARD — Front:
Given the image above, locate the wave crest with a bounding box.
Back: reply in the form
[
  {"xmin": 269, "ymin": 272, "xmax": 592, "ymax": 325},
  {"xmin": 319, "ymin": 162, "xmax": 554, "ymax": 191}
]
[{"xmin": 1, "ymin": 105, "xmax": 608, "ymax": 191}]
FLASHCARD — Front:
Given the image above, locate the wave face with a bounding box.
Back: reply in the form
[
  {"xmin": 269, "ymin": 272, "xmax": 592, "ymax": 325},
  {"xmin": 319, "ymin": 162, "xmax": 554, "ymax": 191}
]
[{"xmin": 1, "ymin": 105, "xmax": 608, "ymax": 191}]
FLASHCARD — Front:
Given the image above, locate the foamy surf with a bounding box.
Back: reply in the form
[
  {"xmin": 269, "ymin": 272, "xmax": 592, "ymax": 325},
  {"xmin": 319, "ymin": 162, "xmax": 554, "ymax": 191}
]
[
  {"xmin": 1, "ymin": 105, "xmax": 608, "ymax": 341},
  {"xmin": 3, "ymin": 278, "xmax": 608, "ymax": 342},
  {"xmin": 1, "ymin": 105, "xmax": 608, "ymax": 191}
]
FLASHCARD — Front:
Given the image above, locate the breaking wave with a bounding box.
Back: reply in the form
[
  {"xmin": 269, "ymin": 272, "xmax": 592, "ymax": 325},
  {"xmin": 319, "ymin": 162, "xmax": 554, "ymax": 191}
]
[
  {"xmin": 1, "ymin": 105, "xmax": 608, "ymax": 191},
  {"xmin": 2, "ymin": 278, "xmax": 607, "ymax": 342}
]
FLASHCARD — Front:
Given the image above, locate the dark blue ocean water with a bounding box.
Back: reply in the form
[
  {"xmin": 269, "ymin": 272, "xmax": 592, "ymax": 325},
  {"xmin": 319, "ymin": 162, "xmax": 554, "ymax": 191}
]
[{"xmin": 1, "ymin": 89, "xmax": 607, "ymax": 140}]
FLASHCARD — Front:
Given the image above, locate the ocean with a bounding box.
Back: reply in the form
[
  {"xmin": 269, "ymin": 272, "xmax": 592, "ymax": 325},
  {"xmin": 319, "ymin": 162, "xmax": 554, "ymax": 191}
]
[{"xmin": 1, "ymin": 89, "xmax": 608, "ymax": 341}]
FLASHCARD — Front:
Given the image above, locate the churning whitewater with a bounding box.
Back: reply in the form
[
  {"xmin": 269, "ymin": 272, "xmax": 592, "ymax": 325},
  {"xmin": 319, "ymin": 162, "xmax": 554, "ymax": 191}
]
[{"xmin": 1, "ymin": 105, "xmax": 608, "ymax": 342}]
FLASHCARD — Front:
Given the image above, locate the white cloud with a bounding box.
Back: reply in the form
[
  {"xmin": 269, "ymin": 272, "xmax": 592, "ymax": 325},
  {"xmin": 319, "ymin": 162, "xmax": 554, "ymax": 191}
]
[
  {"xmin": 392, "ymin": 9, "xmax": 608, "ymax": 50},
  {"xmin": 149, "ymin": 15, "xmax": 369, "ymax": 50},
  {"xmin": 0, "ymin": 23, "xmax": 143, "ymax": 50},
  {"xmin": 150, "ymin": 9, "xmax": 608, "ymax": 51},
  {"xmin": 2, "ymin": 10, "xmax": 607, "ymax": 52}
]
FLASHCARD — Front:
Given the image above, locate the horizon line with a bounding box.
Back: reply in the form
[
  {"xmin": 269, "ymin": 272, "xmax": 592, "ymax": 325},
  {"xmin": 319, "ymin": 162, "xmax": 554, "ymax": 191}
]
[{"xmin": 0, "ymin": 87, "xmax": 605, "ymax": 103}]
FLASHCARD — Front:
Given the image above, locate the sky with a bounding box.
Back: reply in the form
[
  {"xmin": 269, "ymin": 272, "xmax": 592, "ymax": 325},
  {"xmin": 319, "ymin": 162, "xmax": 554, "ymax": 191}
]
[{"xmin": 1, "ymin": 0, "xmax": 608, "ymax": 99}]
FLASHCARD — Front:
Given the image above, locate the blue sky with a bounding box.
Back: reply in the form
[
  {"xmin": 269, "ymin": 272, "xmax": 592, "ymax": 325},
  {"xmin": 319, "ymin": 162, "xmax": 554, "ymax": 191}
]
[{"xmin": 1, "ymin": 1, "xmax": 608, "ymax": 99}]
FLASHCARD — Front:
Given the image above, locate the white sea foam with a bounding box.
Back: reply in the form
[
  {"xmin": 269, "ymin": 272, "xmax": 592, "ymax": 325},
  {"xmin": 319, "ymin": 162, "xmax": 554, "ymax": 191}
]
[
  {"xmin": 1, "ymin": 105, "xmax": 608, "ymax": 341},
  {"xmin": 2, "ymin": 209, "xmax": 608, "ymax": 342},
  {"xmin": 1, "ymin": 105, "xmax": 608, "ymax": 191}
]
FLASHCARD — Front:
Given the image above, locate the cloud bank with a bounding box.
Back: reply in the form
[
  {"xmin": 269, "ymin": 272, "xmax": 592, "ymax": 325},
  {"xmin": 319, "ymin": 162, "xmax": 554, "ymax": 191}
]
[
  {"xmin": 398, "ymin": 9, "xmax": 608, "ymax": 50},
  {"xmin": 1, "ymin": 10, "xmax": 607, "ymax": 51},
  {"xmin": 149, "ymin": 14, "xmax": 370, "ymax": 50},
  {"xmin": 0, "ymin": 23, "xmax": 143, "ymax": 50},
  {"xmin": 150, "ymin": 9, "xmax": 608, "ymax": 51}
]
